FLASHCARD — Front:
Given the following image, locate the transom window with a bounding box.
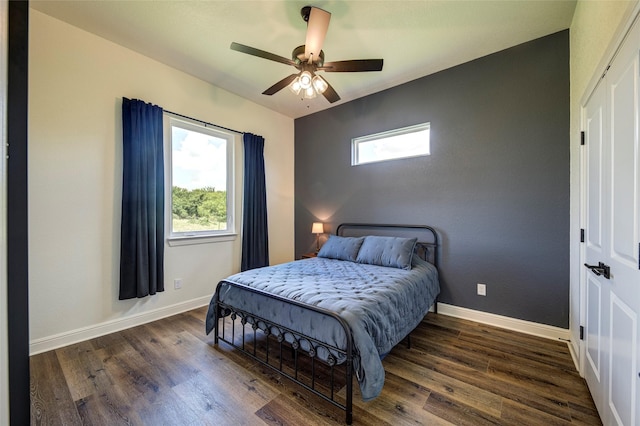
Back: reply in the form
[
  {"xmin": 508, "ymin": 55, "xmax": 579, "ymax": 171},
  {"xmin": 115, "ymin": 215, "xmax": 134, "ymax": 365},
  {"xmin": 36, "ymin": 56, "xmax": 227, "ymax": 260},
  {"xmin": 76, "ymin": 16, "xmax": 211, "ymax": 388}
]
[
  {"xmin": 167, "ymin": 117, "xmax": 235, "ymax": 240},
  {"xmin": 352, "ymin": 122, "xmax": 430, "ymax": 166}
]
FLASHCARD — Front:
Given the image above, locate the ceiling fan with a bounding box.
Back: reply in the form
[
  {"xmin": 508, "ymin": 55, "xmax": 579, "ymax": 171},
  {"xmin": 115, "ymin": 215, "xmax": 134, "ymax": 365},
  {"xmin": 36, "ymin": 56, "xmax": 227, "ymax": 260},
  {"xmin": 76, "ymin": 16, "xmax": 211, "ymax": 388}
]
[{"xmin": 230, "ymin": 5, "xmax": 384, "ymax": 103}]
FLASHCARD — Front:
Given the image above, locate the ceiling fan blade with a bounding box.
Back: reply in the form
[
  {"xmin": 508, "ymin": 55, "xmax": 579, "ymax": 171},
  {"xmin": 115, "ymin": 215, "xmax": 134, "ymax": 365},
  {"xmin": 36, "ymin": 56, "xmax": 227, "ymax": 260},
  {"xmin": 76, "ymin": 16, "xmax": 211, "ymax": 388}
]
[
  {"xmin": 322, "ymin": 80, "xmax": 341, "ymax": 103},
  {"xmin": 304, "ymin": 7, "xmax": 331, "ymax": 61},
  {"xmin": 262, "ymin": 74, "xmax": 299, "ymax": 96},
  {"xmin": 320, "ymin": 59, "xmax": 384, "ymax": 72},
  {"xmin": 230, "ymin": 42, "xmax": 296, "ymax": 67}
]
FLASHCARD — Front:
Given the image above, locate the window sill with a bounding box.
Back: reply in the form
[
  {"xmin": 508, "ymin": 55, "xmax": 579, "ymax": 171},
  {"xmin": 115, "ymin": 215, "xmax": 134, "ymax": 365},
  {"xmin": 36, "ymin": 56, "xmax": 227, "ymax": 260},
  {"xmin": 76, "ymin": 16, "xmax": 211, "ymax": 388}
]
[{"xmin": 167, "ymin": 233, "xmax": 238, "ymax": 247}]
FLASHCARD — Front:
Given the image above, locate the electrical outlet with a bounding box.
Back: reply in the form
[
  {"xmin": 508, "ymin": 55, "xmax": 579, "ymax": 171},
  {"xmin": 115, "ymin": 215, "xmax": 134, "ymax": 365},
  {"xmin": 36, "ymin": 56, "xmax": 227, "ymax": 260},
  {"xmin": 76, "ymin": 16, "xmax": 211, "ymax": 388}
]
[
  {"xmin": 477, "ymin": 283, "xmax": 487, "ymax": 296},
  {"xmin": 174, "ymin": 279, "xmax": 183, "ymax": 290}
]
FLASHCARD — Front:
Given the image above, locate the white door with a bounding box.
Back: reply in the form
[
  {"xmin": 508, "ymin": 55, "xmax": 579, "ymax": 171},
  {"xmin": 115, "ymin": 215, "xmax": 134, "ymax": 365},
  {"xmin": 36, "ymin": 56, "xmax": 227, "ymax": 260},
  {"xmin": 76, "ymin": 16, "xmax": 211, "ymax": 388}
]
[{"xmin": 583, "ymin": 16, "xmax": 640, "ymax": 426}]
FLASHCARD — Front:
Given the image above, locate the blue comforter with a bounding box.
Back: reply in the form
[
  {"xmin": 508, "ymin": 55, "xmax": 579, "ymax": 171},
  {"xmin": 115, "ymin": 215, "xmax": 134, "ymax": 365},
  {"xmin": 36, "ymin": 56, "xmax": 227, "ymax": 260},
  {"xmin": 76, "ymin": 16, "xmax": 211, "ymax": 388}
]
[{"xmin": 205, "ymin": 255, "xmax": 439, "ymax": 401}]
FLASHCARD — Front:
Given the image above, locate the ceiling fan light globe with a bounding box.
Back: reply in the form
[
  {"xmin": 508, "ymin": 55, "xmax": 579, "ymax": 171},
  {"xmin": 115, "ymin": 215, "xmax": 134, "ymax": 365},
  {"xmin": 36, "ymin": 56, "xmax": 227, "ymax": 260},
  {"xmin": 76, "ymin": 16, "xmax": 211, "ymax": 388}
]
[
  {"xmin": 312, "ymin": 75, "xmax": 328, "ymax": 94},
  {"xmin": 303, "ymin": 86, "xmax": 317, "ymax": 99},
  {"xmin": 289, "ymin": 77, "xmax": 302, "ymax": 95},
  {"xmin": 299, "ymin": 71, "xmax": 313, "ymax": 89}
]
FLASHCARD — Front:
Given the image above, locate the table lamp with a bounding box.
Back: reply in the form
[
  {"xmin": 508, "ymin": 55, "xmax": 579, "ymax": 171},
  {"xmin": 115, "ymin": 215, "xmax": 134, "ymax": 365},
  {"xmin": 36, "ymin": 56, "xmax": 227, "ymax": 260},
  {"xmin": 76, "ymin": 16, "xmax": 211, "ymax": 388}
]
[{"xmin": 311, "ymin": 222, "xmax": 324, "ymax": 252}]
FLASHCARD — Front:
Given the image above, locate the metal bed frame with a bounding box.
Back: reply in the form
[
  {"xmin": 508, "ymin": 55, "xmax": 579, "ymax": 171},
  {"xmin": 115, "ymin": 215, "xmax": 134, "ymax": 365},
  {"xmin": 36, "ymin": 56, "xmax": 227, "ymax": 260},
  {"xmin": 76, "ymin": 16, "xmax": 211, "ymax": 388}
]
[{"xmin": 213, "ymin": 223, "xmax": 439, "ymax": 424}]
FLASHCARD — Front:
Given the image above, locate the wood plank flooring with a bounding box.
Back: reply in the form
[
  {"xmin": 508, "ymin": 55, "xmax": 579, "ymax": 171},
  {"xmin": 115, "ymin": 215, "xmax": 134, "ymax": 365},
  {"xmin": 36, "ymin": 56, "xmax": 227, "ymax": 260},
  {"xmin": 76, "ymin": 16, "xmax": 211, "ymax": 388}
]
[{"xmin": 30, "ymin": 306, "xmax": 602, "ymax": 425}]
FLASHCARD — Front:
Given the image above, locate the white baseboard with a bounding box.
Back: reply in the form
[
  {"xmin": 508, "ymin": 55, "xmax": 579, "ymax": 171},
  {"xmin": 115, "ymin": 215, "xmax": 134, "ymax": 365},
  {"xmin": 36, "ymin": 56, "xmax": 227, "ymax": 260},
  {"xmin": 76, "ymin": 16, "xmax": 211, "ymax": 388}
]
[
  {"xmin": 29, "ymin": 295, "xmax": 211, "ymax": 355},
  {"xmin": 567, "ymin": 339, "xmax": 582, "ymax": 374},
  {"xmin": 436, "ymin": 303, "xmax": 571, "ymax": 342}
]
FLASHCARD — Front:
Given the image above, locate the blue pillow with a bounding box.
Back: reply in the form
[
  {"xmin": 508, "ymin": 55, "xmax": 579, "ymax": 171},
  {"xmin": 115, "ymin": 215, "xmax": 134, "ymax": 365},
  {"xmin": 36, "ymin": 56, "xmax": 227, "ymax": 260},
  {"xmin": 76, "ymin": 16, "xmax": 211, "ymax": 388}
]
[
  {"xmin": 356, "ymin": 236, "xmax": 417, "ymax": 270},
  {"xmin": 317, "ymin": 235, "xmax": 365, "ymax": 262}
]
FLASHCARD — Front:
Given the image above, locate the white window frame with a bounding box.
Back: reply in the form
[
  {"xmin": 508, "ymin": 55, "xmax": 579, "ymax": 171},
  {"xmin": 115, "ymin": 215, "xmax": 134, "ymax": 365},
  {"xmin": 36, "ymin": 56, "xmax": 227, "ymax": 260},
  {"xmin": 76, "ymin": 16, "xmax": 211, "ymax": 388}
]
[
  {"xmin": 351, "ymin": 122, "xmax": 431, "ymax": 166},
  {"xmin": 165, "ymin": 116, "xmax": 237, "ymax": 245}
]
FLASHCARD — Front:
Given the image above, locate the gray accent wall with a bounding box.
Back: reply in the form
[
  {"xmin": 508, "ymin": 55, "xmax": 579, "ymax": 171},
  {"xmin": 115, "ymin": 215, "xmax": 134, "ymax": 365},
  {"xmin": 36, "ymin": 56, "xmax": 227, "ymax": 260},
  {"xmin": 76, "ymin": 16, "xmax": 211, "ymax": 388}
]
[{"xmin": 294, "ymin": 30, "xmax": 569, "ymax": 328}]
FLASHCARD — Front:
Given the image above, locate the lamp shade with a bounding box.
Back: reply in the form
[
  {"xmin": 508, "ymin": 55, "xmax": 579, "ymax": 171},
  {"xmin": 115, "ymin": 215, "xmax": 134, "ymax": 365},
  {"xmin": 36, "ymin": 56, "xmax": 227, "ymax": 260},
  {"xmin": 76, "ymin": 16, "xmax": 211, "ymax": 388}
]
[{"xmin": 311, "ymin": 222, "xmax": 324, "ymax": 234}]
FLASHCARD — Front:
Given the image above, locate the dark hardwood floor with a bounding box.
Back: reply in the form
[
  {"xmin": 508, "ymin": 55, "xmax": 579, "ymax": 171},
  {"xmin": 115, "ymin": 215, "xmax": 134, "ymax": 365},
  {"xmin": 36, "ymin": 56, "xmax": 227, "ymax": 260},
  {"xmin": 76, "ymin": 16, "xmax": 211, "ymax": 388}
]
[{"xmin": 30, "ymin": 306, "xmax": 601, "ymax": 425}]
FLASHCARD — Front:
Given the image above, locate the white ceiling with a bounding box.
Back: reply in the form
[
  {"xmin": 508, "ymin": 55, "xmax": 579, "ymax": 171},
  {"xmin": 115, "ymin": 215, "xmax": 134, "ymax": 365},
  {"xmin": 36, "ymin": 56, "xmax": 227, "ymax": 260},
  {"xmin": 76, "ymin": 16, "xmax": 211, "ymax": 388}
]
[{"xmin": 31, "ymin": 1, "xmax": 577, "ymax": 119}]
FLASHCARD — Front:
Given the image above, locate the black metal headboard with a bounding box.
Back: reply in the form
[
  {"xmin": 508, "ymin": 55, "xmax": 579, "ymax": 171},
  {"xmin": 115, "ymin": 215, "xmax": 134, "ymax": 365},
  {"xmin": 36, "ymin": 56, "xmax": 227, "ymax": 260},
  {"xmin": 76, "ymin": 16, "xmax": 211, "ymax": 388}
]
[{"xmin": 335, "ymin": 223, "xmax": 439, "ymax": 268}]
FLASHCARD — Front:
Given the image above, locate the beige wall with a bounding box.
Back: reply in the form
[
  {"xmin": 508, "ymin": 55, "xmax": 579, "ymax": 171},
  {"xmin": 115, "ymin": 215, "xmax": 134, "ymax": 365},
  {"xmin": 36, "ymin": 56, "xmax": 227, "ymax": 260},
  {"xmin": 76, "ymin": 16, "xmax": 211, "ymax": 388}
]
[
  {"xmin": 568, "ymin": 0, "xmax": 638, "ymax": 351},
  {"xmin": 28, "ymin": 9, "xmax": 294, "ymax": 350}
]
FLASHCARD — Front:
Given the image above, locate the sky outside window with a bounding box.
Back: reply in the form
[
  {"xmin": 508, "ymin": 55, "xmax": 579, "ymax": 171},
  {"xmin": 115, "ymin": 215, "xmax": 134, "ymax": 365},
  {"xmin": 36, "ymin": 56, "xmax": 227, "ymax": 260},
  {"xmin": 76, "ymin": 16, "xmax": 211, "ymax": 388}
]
[{"xmin": 172, "ymin": 126, "xmax": 227, "ymax": 191}]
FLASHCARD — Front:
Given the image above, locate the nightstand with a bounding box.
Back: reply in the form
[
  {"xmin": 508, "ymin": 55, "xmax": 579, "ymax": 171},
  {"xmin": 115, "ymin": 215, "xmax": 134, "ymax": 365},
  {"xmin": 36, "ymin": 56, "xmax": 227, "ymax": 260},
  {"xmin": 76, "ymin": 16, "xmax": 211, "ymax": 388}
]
[{"xmin": 301, "ymin": 252, "xmax": 318, "ymax": 259}]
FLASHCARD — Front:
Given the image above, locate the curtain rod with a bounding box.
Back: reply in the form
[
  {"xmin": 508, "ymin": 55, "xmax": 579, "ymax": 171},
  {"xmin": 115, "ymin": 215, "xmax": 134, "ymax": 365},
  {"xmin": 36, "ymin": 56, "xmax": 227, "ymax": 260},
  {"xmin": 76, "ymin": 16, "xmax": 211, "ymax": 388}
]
[{"xmin": 164, "ymin": 109, "xmax": 244, "ymax": 135}]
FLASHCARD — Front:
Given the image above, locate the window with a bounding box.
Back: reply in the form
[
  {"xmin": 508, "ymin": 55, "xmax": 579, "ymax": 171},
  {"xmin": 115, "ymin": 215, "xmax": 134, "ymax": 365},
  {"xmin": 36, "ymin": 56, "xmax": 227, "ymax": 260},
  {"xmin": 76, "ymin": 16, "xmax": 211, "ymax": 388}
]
[
  {"xmin": 167, "ymin": 117, "xmax": 236, "ymax": 241},
  {"xmin": 352, "ymin": 122, "xmax": 430, "ymax": 166}
]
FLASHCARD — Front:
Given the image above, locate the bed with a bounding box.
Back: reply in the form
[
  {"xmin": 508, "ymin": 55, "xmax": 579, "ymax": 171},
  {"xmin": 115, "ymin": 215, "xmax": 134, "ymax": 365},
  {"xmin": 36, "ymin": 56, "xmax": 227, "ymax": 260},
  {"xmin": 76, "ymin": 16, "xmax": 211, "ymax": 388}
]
[{"xmin": 205, "ymin": 223, "xmax": 440, "ymax": 424}]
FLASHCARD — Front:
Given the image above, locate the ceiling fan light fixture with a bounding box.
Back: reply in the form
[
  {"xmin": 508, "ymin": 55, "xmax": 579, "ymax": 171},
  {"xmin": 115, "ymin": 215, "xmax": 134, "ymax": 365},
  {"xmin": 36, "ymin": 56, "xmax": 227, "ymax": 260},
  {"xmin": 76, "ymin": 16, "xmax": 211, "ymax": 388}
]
[
  {"xmin": 230, "ymin": 5, "xmax": 382, "ymax": 105},
  {"xmin": 299, "ymin": 71, "xmax": 313, "ymax": 89},
  {"xmin": 312, "ymin": 75, "xmax": 328, "ymax": 94}
]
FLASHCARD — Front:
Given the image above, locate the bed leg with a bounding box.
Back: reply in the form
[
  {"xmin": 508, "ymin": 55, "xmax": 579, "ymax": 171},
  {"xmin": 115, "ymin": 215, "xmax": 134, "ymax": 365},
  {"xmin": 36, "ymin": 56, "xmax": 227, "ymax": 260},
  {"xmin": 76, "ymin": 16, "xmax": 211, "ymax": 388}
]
[
  {"xmin": 213, "ymin": 304, "xmax": 219, "ymax": 345},
  {"xmin": 346, "ymin": 347, "xmax": 353, "ymax": 424},
  {"xmin": 346, "ymin": 378, "xmax": 353, "ymax": 425}
]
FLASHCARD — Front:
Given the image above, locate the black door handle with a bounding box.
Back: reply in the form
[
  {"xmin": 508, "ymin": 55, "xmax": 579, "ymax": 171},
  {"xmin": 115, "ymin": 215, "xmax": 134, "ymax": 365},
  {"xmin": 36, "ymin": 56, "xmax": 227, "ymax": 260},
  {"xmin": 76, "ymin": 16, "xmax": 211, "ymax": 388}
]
[{"xmin": 584, "ymin": 262, "xmax": 611, "ymax": 279}]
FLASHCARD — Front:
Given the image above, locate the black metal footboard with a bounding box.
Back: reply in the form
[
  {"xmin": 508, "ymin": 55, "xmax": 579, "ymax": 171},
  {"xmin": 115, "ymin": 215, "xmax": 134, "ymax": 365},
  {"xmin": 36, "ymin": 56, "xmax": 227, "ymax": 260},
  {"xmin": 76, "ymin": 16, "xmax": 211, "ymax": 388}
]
[{"xmin": 213, "ymin": 280, "xmax": 355, "ymax": 424}]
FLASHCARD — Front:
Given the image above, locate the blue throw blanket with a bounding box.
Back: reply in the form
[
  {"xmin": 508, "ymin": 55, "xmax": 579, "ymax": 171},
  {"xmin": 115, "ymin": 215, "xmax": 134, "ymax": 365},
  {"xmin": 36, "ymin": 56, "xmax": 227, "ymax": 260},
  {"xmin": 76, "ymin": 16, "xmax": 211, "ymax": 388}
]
[{"xmin": 206, "ymin": 255, "xmax": 439, "ymax": 401}]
